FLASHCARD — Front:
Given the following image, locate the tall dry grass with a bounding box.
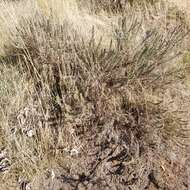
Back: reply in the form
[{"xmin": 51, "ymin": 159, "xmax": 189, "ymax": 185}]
[{"xmin": 0, "ymin": 0, "xmax": 190, "ymax": 189}]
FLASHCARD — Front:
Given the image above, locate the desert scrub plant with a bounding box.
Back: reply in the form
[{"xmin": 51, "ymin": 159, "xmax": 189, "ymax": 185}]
[
  {"xmin": 79, "ymin": 0, "xmax": 161, "ymax": 14},
  {"xmin": 0, "ymin": 0, "xmax": 190, "ymax": 189}
]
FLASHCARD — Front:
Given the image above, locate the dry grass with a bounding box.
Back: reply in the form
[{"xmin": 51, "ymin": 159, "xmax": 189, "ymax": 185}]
[{"xmin": 0, "ymin": 0, "xmax": 190, "ymax": 189}]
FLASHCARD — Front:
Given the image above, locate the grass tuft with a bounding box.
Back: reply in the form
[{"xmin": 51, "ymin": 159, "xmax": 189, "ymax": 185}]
[{"xmin": 0, "ymin": 0, "xmax": 190, "ymax": 189}]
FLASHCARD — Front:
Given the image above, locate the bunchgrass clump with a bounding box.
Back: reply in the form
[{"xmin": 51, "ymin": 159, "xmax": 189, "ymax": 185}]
[{"xmin": 0, "ymin": 0, "xmax": 190, "ymax": 189}]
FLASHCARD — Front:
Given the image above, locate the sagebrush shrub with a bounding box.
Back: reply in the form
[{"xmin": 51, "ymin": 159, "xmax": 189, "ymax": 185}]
[{"xmin": 0, "ymin": 0, "xmax": 189, "ymax": 189}]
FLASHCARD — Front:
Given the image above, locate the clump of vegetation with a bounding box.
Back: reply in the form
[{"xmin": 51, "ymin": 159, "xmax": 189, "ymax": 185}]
[
  {"xmin": 78, "ymin": 0, "xmax": 160, "ymax": 13},
  {"xmin": 0, "ymin": 0, "xmax": 190, "ymax": 189}
]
